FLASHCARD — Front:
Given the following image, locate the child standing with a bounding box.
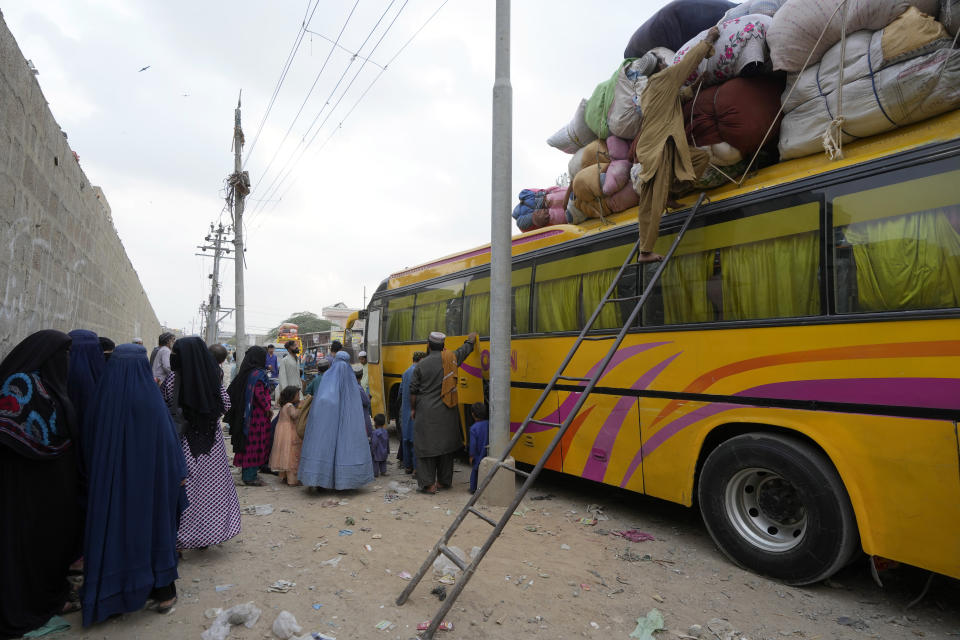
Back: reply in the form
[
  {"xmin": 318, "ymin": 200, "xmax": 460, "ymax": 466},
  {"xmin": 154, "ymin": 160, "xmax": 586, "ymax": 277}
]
[
  {"xmin": 370, "ymin": 413, "xmax": 390, "ymax": 477},
  {"xmin": 269, "ymin": 385, "xmax": 302, "ymax": 486},
  {"xmin": 468, "ymin": 403, "xmax": 489, "ymax": 493}
]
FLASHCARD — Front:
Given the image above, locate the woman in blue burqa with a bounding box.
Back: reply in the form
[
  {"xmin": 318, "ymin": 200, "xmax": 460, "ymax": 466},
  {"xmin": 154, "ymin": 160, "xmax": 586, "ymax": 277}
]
[
  {"xmin": 298, "ymin": 350, "xmax": 374, "ymax": 490},
  {"xmin": 66, "ymin": 329, "xmax": 105, "ymax": 441},
  {"xmin": 0, "ymin": 330, "xmax": 83, "ymax": 638},
  {"xmin": 81, "ymin": 343, "xmax": 187, "ymax": 624}
]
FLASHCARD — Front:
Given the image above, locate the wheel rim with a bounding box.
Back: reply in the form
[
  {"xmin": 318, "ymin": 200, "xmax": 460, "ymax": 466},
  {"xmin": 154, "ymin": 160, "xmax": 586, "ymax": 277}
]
[{"xmin": 724, "ymin": 467, "xmax": 807, "ymax": 552}]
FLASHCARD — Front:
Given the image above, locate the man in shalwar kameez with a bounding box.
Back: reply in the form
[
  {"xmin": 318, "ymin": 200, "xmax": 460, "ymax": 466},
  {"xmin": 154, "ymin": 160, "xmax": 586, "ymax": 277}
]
[
  {"xmin": 633, "ymin": 26, "xmax": 720, "ymax": 262},
  {"xmin": 410, "ymin": 331, "xmax": 477, "ymax": 494}
]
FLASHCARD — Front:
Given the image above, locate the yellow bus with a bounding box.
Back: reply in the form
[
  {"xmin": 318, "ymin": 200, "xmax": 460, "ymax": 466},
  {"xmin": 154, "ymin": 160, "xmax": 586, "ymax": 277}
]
[{"xmin": 362, "ymin": 110, "xmax": 960, "ymax": 585}]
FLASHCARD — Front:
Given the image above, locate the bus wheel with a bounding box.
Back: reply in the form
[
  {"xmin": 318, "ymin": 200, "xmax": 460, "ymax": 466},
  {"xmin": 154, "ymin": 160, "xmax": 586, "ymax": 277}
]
[{"xmin": 697, "ymin": 433, "xmax": 859, "ymax": 585}]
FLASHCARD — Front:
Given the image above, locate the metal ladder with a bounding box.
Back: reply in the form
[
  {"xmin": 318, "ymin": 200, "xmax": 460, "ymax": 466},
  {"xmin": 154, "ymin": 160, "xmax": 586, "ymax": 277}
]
[{"xmin": 396, "ymin": 193, "xmax": 708, "ymax": 638}]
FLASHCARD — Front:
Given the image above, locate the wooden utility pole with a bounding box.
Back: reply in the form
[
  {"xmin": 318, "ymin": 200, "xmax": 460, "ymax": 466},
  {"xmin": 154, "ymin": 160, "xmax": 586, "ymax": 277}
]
[{"xmin": 230, "ymin": 93, "xmax": 250, "ymax": 359}]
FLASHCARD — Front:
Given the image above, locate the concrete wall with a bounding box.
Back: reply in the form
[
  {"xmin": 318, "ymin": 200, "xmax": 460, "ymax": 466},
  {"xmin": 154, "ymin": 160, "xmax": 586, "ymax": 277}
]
[{"xmin": 0, "ymin": 11, "xmax": 160, "ymax": 353}]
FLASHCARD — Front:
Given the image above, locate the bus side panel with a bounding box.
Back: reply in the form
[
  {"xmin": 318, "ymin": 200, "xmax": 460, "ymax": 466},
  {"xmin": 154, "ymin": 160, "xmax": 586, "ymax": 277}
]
[
  {"xmin": 509, "ymin": 388, "xmax": 561, "ymax": 470},
  {"xmin": 560, "ymin": 392, "xmax": 644, "ymax": 494},
  {"xmin": 368, "ymin": 362, "xmax": 386, "ymax": 418},
  {"xmin": 641, "ymin": 400, "xmax": 960, "ymax": 579}
]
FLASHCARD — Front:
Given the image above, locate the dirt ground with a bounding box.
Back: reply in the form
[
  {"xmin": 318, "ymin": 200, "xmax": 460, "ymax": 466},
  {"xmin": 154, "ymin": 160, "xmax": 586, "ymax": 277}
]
[{"xmin": 57, "ymin": 430, "xmax": 959, "ymax": 640}]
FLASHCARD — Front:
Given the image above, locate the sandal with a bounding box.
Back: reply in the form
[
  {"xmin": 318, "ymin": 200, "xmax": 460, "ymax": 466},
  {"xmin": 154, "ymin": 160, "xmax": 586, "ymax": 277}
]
[
  {"xmin": 417, "ymin": 484, "xmax": 438, "ymax": 495},
  {"xmin": 156, "ymin": 597, "xmax": 177, "ymax": 615}
]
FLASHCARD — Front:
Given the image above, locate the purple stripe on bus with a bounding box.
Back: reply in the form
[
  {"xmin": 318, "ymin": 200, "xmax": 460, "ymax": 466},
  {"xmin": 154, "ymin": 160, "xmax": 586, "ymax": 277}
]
[
  {"xmin": 460, "ymin": 362, "xmax": 483, "ymax": 378},
  {"xmin": 581, "ymin": 352, "xmax": 681, "ymax": 483},
  {"xmin": 619, "ymin": 376, "xmax": 960, "ymax": 488},
  {"xmin": 510, "ymin": 342, "xmax": 672, "ymax": 435},
  {"xmin": 743, "ymin": 378, "xmax": 960, "ymax": 410}
]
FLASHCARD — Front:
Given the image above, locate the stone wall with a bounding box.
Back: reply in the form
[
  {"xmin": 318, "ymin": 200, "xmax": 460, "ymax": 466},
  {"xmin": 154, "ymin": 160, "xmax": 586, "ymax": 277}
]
[{"xmin": 0, "ymin": 11, "xmax": 160, "ymax": 353}]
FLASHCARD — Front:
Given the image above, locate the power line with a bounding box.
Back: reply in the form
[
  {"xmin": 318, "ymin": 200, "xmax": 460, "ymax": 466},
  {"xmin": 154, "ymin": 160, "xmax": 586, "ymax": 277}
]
[
  {"xmin": 246, "ymin": 0, "xmax": 362, "ymax": 201},
  {"xmin": 247, "ymin": 0, "xmax": 414, "ymax": 227},
  {"xmin": 249, "ymin": 0, "xmax": 449, "ymax": 228},
  {"xmin": 243, "ymin": 0, "xmax": 320, "ymax": 169},
  {"xmin": 245, "ymin": 0, "xmax": 402, "ymax": 225}
]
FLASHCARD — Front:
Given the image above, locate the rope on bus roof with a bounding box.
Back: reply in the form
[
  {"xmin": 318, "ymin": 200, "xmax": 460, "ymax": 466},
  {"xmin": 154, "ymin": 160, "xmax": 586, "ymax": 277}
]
[
  {"xmin": 681, "ymin": 1, "xmax": 852, "ymax": 192},
  {"xmin": 822, "ymin": 0, "xmax": 850, "ymax": 160}
]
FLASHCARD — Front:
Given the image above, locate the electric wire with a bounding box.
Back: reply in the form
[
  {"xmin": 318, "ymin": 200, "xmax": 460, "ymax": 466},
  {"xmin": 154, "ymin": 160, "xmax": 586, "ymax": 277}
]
[
  {"xmin": 249, "ymin": 0, "xmax": 449, "ymax": 228},
  {"xmin": 245, "ymin": 0, "xmax": 362, "ymax": 202},
  {"xmin": 245, "ymin": 0, "xmax": 402, "ymax": 226},
  {"xmin": 243, "ymin": 0, "xmax": 320, "ymax": 169}
]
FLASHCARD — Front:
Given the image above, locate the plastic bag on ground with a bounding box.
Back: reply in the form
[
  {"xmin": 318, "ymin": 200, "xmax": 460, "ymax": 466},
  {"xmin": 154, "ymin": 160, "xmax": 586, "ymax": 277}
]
[
  {"xmin": 432, "ymin": 545, "xmax": 468, "ymax": 575},
  {"xmin": 272, "ymin": 611, "xmax": 302, "ymax": 639},
  {"xmin": 547, "ymin": 99, "xmax": 597, "ymax": 153},
  {"xmin": 623, "ymin": 0, "xmax": 734, "ymax": 58},
  {"xmin": 202, "ymin": 602, "xmax": 262, "ymax": 640},
  {"xmin": 767, "ymin": 0, "xmax": 939, "ymax": 72}
]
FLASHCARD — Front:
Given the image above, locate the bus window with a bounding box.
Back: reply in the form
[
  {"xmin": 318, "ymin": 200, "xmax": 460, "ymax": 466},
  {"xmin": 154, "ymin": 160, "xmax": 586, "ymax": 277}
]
[
  {"xmin": 464, "ymin": 274, "xmax": 490, "ymax": 337},
  {"xmin": 833, "ymin": 167, "xmax": 960, "ymax": 313},
  {"xmin": 534, "ymin": 257, "xmax": 580, "ymax": 333},
  {"xmin": 385, "ymin": 294, "xmax": 414, "ymax": 343},
  {"xmin": 512, "ymin": 267, "xmax": 533, "ymax": 335},
  {"xmin": 644, "ymin": 200, "xmax": 821, "ymax": 325},
  {"xmin": 413, "ymin": 281, "xmax": 465, "ymax": 341},
  {"xmin": 579, "ymin": 244, "xmax": 633, "ymax": 330},
  {"xmin": 366, "ymin": 307, "xmax": 381, "ymax": 363}
]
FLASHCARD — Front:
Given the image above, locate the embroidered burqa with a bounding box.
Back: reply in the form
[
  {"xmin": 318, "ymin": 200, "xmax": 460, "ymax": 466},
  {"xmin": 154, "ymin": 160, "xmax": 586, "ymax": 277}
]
[
  {"xmin": 161, "ymin": 337, "xmax": 241, "ymax": 549},
  {"xmin": 298, "ymin": 351, "xmax": 374, "ymax": 489},
  {"xmin": 81, "ymin": 344, "xmax": 187, "ymax": 626},
  {"xmin": 0, "ymin": 330, "xmax": 82, "ymax": 639}
]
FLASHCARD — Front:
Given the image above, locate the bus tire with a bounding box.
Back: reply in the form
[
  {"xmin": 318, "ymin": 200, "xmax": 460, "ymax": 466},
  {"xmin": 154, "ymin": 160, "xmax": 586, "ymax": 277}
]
[{"xmin": 697, "ymin": 432, "xmax": 859, "ymax": 585}]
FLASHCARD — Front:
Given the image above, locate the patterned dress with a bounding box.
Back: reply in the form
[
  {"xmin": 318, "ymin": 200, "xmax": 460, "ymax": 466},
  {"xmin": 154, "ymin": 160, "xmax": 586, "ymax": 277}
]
[
  {"xmin": 161, "ymin": 375, "xmax": 242, "ymax": 549},
  {"xmin": 232, "ymin": 379, "xmax": 273, "ymax": 468}
]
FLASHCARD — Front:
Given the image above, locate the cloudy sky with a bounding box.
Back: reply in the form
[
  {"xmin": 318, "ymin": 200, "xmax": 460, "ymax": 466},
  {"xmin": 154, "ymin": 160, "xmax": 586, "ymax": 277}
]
[{"xmin": 2, "ymin": 0, "xmax": 672, "ymax": 335}]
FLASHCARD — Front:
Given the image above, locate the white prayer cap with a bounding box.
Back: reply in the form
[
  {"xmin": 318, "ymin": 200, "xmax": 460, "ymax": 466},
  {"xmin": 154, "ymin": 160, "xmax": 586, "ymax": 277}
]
[
  {"xmin": 358, "ymin": 351, "xmax": 367, "ymax": 357},
  {"xmin": 428, "ymin": 331, "xmax": 446, "ymax": 346}
]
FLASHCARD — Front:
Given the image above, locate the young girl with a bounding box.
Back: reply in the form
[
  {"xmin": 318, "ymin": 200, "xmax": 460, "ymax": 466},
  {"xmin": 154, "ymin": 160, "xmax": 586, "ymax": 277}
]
[{"xmin": 269, "ymin": 386, "xmax": 302, "ymax": 486}]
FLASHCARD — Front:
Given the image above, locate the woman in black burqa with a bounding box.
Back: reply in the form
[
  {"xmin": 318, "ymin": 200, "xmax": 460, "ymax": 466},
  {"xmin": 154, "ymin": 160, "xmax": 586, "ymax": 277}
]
[{"xmin": 0, "ymin": 330, "xmax": 83, "ymax": 639}]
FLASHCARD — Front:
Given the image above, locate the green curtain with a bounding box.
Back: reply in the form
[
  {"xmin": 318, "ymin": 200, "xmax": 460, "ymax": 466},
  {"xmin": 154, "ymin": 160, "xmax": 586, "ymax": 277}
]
[
  {"xmin": 386, "ymin": 309, "xmax": 413, "ymax": 343},
  {"xmin": 465, "ymin": 293, "xmax": 491, "ymax": 336},
  {"xmin": 536, "ymin": 277, "xmax": 580, "ymax": 332},
  {"xmin": 720, "ymin": 231, "xmax": 819, "ymax": 321},
  {"xmin": 582, "ymin": 268, "xmax": 623, "ymax": 329},
  {"xmin": 513, "ymin": 285, "xmax": 531, "ymax": 334},
  {"xmin": 844, "ymin": 210, "xmax": 960, "ymax": 311},
  {"xmin": 661, "ymin": 252, "xmax": 714, "ymax": 325},
  {"xmin": 413, "ymin": 301, "xmax": 447, "ymax": 341}
]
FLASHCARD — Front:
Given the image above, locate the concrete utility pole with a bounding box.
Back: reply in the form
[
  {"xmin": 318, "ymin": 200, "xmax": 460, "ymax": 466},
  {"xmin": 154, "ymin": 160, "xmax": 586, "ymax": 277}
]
[
  {"xmin": 230, "ymin": 93, "xmax": 250, "ymax": 360},
  {"xmin": 198, "ymin": 223, "xmax": 231, "ymax": 344},
  {"xmin": 489, "ymin": 0, "xmax": 512, "ymax": 458}
]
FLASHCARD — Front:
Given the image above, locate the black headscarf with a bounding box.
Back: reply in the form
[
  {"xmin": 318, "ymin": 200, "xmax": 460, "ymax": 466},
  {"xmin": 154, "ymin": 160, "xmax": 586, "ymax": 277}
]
[
  {"xmin": 0, "ymin": 330, "xmax": 77, "ymax": 459},
  {"xmin": 224, "ymin": 346, "xmax": 267, "ymax": 451},
  {"xmin": 170, "ymin": 337, "xmax": 225, "ymax": 457}
]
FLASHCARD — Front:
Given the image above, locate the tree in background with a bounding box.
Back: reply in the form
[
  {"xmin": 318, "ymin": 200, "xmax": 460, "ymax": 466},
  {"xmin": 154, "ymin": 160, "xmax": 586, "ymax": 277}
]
[{"xmin": 267, "ymin": 311, "xmax": 333, "ymax": 341}]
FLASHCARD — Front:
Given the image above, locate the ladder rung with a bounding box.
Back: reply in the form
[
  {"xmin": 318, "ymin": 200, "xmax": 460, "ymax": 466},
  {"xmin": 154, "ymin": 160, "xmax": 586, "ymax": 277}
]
[
  {"xmin": 438, "ymin": 544, "xmax": 468, "ymax": 572},
  {"xmin": 583, "ymin": 335, "xmax": 617, "ymax": 341},
  {"xmin": 529, "ymin": 418, "xmax": 561, "ymax": 427},
  {"xmin": 606, "ymin": 295, "xmax": 642, "ymax": 303},
  {"xmin": 498, "ymin": 462, "xmax": 530, "ymax": 478},
  {"xmin": 557, "ymin": 375, "xmax": 591, "ymax": 382},
  {"xmin": 468, "ymin": 507, "xmax": 498, "ymax": 527}
]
